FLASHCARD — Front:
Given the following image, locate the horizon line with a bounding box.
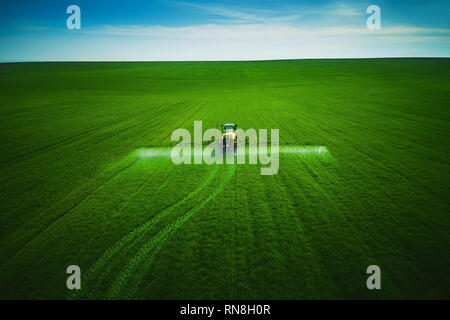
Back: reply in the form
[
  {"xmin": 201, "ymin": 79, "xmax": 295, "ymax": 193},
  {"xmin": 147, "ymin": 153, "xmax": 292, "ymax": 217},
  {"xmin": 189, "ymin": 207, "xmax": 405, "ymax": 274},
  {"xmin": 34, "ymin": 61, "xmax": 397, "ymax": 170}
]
[{"xmin": 1, "ymin": 56, "xmax": 450, "ymax": 64}]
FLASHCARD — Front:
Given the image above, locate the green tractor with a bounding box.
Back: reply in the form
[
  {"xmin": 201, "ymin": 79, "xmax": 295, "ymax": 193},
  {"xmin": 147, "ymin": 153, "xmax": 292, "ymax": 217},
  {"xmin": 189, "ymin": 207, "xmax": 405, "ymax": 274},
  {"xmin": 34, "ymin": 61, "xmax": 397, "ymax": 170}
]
[{"xmin": 221, "ymin": 123, "xmax": 237, "ymax": 150}]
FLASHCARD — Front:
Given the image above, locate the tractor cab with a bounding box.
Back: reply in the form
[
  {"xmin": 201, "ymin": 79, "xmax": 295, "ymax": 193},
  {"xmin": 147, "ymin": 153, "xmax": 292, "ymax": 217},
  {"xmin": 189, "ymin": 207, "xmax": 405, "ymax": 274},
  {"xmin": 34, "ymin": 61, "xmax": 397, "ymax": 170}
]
[{"xmin": 222, "ymin": 123, "xmax": 237, "ymax": 133}]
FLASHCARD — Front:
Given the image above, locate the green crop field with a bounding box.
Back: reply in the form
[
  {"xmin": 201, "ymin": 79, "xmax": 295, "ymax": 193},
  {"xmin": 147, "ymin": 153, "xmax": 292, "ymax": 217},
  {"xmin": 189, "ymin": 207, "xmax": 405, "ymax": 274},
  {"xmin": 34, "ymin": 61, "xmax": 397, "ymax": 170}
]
[{"xmin": 0, "ymin": 59, "xmax": 449, "ymax": 299}]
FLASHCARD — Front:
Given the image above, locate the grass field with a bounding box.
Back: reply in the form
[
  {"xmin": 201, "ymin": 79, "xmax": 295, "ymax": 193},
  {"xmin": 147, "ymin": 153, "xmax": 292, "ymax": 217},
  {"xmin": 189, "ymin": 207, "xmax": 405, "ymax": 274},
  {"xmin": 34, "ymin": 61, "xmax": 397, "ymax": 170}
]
[{"xmin": 0, "ymin": 59, "xmax": 449, "ymax": 299}]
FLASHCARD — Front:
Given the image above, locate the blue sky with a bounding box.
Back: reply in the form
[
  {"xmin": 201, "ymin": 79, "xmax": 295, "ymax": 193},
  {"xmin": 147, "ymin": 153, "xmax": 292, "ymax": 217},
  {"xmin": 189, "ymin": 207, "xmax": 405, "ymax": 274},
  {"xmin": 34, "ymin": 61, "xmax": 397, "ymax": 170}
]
[{"xmin": 0, "ymin": 0, "xmax": 449, "ymax": 61}]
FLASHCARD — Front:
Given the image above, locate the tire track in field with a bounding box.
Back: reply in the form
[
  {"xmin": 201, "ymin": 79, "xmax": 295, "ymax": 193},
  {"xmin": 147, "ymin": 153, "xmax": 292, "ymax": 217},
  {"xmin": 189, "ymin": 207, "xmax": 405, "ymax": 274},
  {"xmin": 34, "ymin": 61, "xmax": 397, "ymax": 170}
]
[
  {"xmin": 75, "ymin": 164, "xmax": 221, "ymax": 299},
  {"xmin": 0, "ymin": 114, "xmax": 130, "ymax": 168},
  {"xmin": 109, "ymin": 159, "xmax": 172, "ymax": 217},
  {"xmin": 1, "ymin": 158, "xmax": 141, "ymax": 267},
  {"xmin": 0, "ymin": 102, "xmax": 182, "ymax": 185},
  {"xmin": 107, "ymin": 165, "xmax": 236, "ymax": 299}
]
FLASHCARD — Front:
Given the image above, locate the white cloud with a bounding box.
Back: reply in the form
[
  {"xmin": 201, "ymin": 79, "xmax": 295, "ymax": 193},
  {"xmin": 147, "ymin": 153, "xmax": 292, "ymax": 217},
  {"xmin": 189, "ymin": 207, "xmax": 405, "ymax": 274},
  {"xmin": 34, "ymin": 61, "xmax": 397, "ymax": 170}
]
[
  {"xmin": 171, "ymin": 1, "xmax": 303, "ymax": 23},
  {"xmin": 76, "ymin": 22, "xmax": 450, "ymax": 61},
  {"xmin": 94, "ymin": 23, "xmax": 450, "ymax": 40},
  {"xmin": 90, "ymin": 1, "xmax": 448, "ymax": 41}
]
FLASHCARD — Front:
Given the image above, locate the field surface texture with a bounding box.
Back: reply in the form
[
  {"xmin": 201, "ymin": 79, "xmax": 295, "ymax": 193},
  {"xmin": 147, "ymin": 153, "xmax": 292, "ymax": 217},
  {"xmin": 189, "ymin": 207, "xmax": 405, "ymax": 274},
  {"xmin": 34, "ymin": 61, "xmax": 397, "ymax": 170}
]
[{"xmin": 0, "ymin": 59, "xmax": 449, "ymax": 299}]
